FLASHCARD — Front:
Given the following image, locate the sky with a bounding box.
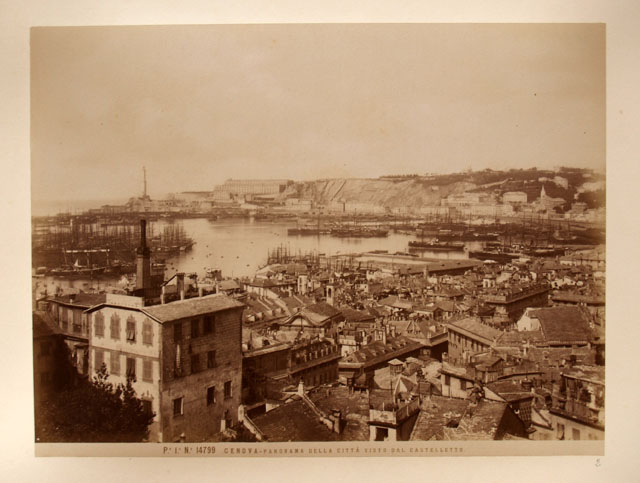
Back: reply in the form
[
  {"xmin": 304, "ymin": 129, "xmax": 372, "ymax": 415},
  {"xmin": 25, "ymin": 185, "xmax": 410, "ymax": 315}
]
[{"xmin": 31, "ymin": 23, "xmax": 605, "ymax": 203}]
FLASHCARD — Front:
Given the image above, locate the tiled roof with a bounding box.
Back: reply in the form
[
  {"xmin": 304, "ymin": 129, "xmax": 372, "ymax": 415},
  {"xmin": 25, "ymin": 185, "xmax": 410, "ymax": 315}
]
[
  {"xmin": 410, "ymin": 396, "xmax": 468, "ymax": 441},
  {"xmin": 551, "ymin": 292, "xmax": 605, "ymax": 305},
  {"xmin": 142, "ymin": 294, "xmax": 244, "ymax": 322},
  {"xmin": 486, "ymin": 381, "xmax": 535, "ymax": 402},
  {"xmin": 340, "ymin": 336, "xmax": 424, "ymax": 367},
  {"xmin": 307, "ymin": 386, "xmax": 370, "ymax": 441},
  {"xmin": 441, "ymin": 362, "xmax": 476, "ymax": 381},
  {"xmin": 496, "ymin": 330, "xmax": 545, "ymax": 346},
  {"xmin": 251, "ymin": 397, "xmax": 339, "ymax": 442},
  {"xmin": 341, "ymin": 307, "xmax": 375, "ymax": 323},
  {"xmin": 528, "ymin": 306, "xmax": 592, "ymax": 344},
  {"xmin": 281, "ymin": 295, "xmax": 312, "ymax": 311},
  {"xmin": 367, "ymin": 306, "xmax": 384, "ymax": 318},
  {"xmin": 446, "ymin": 400, "xmax": 509, "ymax": 440},
  {"xmin": 50, "ymin": 292, "xmax": 106, "ymax": 308},
  {"xmin": 305, "ymin": 302, "xmax": 342, "ymax": 318},
  {"xmin": 378, "ymin": 296, "xmax": 413, "ymax": 310},
  {"xmin": 436, "ymin": 301, "xmax": 456, "ymax": 312},
  {"xmin": 247, "ymin": 278, "xmax": 276, "ymax": 288},
  {"xmin": 378, "ymin": 295, "xmax": 396, "ymax": 306},
  {"xmin": 448, "ymin": 318, "xmax": 503, "ymax": 343}
]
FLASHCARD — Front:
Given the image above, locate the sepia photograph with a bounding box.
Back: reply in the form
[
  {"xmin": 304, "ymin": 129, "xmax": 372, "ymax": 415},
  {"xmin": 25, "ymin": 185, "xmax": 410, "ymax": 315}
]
[{"xmin": 28, "ymin": 22, "xmax": 609, "ymax": 454}]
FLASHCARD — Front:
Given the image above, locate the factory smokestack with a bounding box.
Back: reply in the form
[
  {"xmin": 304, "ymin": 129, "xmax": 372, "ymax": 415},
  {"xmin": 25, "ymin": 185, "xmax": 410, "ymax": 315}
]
[{"xmin": 136, "ymin": 219, "xmax": 151, "ymax": 292}]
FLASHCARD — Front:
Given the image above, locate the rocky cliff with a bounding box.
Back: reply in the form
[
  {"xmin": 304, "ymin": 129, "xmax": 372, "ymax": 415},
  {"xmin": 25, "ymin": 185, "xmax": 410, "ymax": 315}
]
[{"xmin": 285, "ymin": 178, "xmax": 476, "ymax": 209}]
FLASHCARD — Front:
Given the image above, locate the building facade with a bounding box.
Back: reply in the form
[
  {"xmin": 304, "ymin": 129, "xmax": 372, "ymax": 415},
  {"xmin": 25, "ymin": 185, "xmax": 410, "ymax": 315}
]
[{"xmin": 86, "ymin": 293, "xmax": 244, "ymax": 442}]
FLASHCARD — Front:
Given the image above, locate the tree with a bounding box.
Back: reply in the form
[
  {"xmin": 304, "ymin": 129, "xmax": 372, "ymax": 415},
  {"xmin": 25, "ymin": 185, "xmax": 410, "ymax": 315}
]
[{"xmin": 35, "ymin": 362, "xmax": 155, "ymax": 442}]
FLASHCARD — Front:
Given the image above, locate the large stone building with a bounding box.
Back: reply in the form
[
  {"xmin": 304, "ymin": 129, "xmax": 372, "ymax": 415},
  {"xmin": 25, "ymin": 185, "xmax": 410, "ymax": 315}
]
[
  {"xmin": 212, "ymin": 179, "xmax": 292, "ymax": 200},
  {"xmin": 482, "ymin": 283, "xmax": 550, "ymax": 325},
  {"xmin": 85, "ymin": 292, "xmax": 244, "ymax": 442},
  {"xmin": 446, "ymin": 318, "xmax": 503, "ymax": 365}
]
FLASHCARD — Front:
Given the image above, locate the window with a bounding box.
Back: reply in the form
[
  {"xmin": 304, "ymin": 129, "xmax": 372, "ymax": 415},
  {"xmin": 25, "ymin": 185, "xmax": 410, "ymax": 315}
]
[
  {"xmin": 94, "ymin": 349, "xmax": 104, "ymax": 372},
  {"xmin": 460, "ymin": 380, "xmax": 467, "ymax": 391},
  {"xmin": 207, "ymin": 386, "xmax": 216, "ymax": 405},
  {"xmin": 126, "ymin": 357, "xmax": 136, "ymax": 379},
  {"xmin": 142, "ymin": 400, "xmax": 153, "ymax": 416},
  {"xmin": 224, "ymin": 381, "xmax": 232, "ymax": 399},
  {"xmin": 174, "ymin": 322, "xmax": 182, "ymax": 342},
  {"xmin": 173, "ymin": 397, "xmax": 184, "ymax": 416},
  {"xmin": 110, "ymin": 352, "xmax": 120, "ymax": 376},
  {"xmin": 126, "ymin": 316, "xmax": 136, "ymax": 342},
  {"xmin": 572, "ymin": 428, "xmax": 581, "ymax": 440},
  {"xmin": 557, "ymin": 423, "xmax": 565, "ymax": 440},
  {"xmin": 191, "ymin": 319, "xmax": 199, "ymax": 338},
  {"xmin": 73, "ymin": 310, "xmax": 82, "ymax": 333},
  {"xmin": 207, "ymin": 350, "xmax": 217, "ymax": 369},
  {"xmin": 174, "ymin": 345, "xmax": 183, "ymax": 377},
  {"xmin": 444, "ymin": 374, "xmax": 451, "ymax": 386},
  {"xmin": 203, "ymin": 315, "xmax": 214, "ymax": 335},
  {"xmin": 143, "ymin": 359, "xmax": 152, "ymax": 382},
  {"xmin": 110, "ymin": 313, "xmax": 120, "ymax": 340},
  {"xmin": 61, "ymin": 307, "xmax": 68, "ymax": 331},
  {"xmin": 94, "ymin": 312, "xmax": 105, "ymax": 338},
  {"xmin": 191, "ymin": 354, "xmax": 200, "ymax": 373},
  {"xmin": 142, "ymin": 319, "xmax": 153, "ymax": 345}
]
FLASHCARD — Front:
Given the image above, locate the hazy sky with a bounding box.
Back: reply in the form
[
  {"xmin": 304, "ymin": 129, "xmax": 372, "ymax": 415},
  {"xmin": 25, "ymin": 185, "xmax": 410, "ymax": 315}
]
[{"xmin": 31, "ymin": 24, "xmax": 605, "ymax": 202}]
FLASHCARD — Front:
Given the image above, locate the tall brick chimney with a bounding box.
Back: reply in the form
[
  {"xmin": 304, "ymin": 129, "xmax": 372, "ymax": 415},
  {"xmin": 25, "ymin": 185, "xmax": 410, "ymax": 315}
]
[{"xmin": 136, "ymin": 219, "xmax": 151, "ymax": 292}]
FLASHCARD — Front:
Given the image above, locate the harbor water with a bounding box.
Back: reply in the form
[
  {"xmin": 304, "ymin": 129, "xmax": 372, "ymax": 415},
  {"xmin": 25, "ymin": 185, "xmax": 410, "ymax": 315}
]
[{"xmin": 32, "ymin": 218, "xmax": 478, "ymax": 300}]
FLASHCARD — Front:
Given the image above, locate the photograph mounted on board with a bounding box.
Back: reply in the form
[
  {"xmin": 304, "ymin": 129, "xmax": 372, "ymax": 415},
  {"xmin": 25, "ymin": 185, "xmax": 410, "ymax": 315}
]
[{"xmin": 30, "ymin": 23, "xmax": 605, "ymax": 453}]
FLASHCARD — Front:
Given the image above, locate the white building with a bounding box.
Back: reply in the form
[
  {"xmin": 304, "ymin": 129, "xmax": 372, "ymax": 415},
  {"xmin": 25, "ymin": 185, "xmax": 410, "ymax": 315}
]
[{"xmin": 503, "ymin": 191, "xmax": 528, "ymax": 204}]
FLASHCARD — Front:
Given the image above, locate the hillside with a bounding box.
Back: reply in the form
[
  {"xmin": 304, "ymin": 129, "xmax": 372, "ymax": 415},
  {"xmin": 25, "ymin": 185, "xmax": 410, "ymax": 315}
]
[
  {"xmin": 288, "ymin": 178, "xmax": 475, "ymax": 209},
  {"xmin": 284, "ymin": 168, "xmax": 604, "ymax": 210}
]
